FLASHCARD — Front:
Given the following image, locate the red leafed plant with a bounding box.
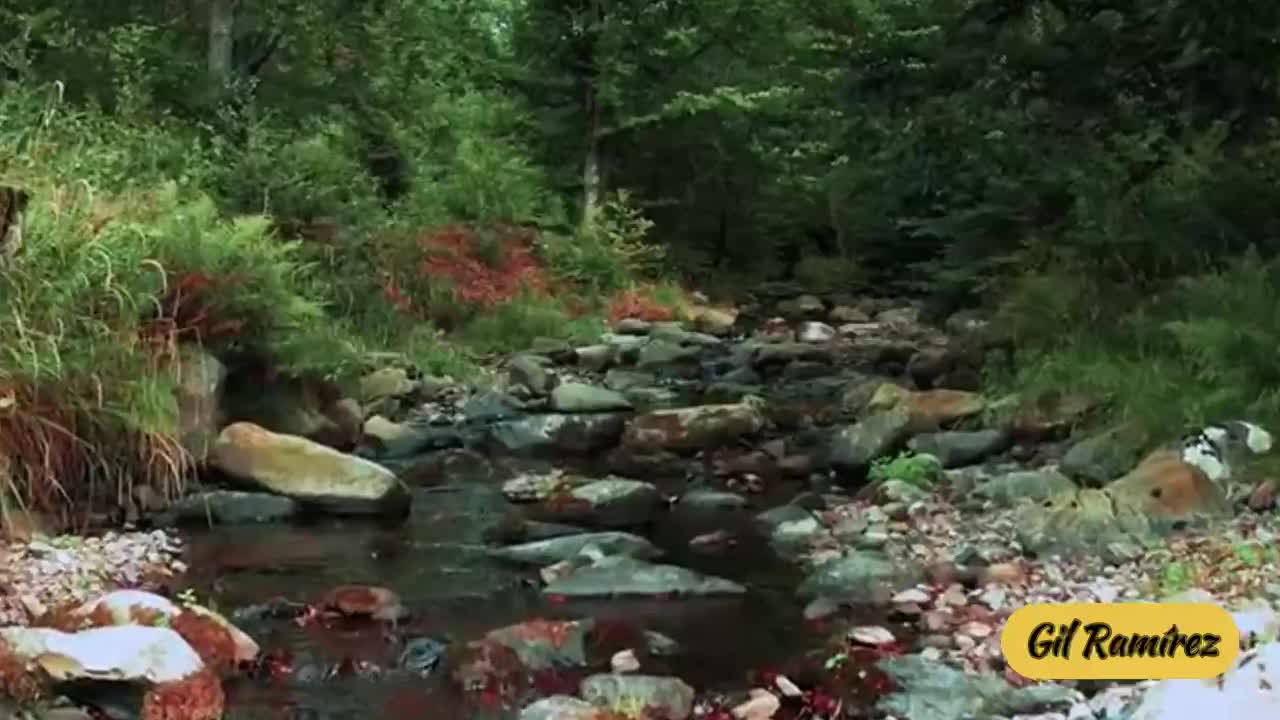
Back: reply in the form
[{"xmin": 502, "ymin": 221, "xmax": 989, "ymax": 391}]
[
  {"xmin": 606, "ymin": 286, "xmax": 675, "ymax": 323},
  {"xmin": 140, "ymin": 270, "xmax": 246, "ymax": 356},
  {"xmin": 418, "ymin": 226, "xmax": 550, "ymax": 308},
  {"xmin": 141, "ymin": 668, "xmax": 225, "ymax": 720},
  {"xmin": 0, "ymin": 638, "xmax": 44, "ymax": 704},
  {"xmin": 512, "ymin": 619, "xmax": 577, "ymax": 648}
]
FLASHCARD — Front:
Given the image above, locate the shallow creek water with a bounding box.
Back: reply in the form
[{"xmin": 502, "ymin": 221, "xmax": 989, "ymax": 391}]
[{"xmin": 173, "ymin": 458, "xmax": 874, "ymax": 720}]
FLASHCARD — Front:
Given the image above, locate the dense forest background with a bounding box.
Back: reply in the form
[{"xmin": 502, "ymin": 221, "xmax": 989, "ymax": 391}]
[{"xmin": 5, "ymin": 0, "xmax": 1280, "ymax": 509}]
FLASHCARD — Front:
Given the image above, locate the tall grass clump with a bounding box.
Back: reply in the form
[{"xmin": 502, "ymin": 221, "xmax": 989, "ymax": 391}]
[{"xmin": 0, "ymin": 85, "xmax": 363, "ymax": 523}]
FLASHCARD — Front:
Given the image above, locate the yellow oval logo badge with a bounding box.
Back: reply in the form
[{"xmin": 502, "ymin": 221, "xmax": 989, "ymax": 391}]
[{"xmin": 1002, "ymin": 603, "xmax": 1239, "ymax": 680}]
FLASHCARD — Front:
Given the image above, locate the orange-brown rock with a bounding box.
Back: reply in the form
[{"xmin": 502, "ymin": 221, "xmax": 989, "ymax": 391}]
[
  {"xmin": 866, "ymin": 383, "xmax": 986, "ymax": 429},
  {"xmin": 1109, "ymin": 448, "xmax": 1230, "ymax": 519}
]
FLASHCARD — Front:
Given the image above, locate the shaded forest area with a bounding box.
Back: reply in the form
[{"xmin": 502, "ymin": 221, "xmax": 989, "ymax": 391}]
[{"xmin": 4, "ymin": 0, "xmax": 1280, "ymax": 510}]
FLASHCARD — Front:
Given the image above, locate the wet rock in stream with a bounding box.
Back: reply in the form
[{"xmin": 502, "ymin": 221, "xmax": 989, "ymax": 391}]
[
  {"xmin": 487, "ymin": 532, "xmax": 661, "ymax": 565},
  {"xmin": 542, "ymin": 556, "xmax": 746, "ymax": 598}
]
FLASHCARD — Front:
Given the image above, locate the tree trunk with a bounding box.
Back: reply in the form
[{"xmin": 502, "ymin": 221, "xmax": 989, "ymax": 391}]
[
  {"xmin": 208, "ymin": 0, "xmax": 235, "ymax": 86},
  {"xmin": 580, "ymin": 100, "xmax": 601, "ymax": 232},
  {"xmin": 578, "ymin": 0, "xmax": 604, "ymax": 233}
]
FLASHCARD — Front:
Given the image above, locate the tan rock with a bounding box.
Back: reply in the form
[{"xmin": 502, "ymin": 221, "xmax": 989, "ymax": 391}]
[
  {"xmin": 690, "ymin": 306, "xmax": 738, "ymax": 336},
  {"xmin": 1108, "ymin": 448, "xmax": 1230, "ymax": 520},
  {"xmin": 210, "ymin": 422, "xmax": 407, "ymax": 514},
  {"xmin": 622, "ymin": 402, "xmax": 766, "ymax": 452},
  {"xmin": 867, "ymin": 383, "xmax": 985, "ymax": 429},
  {"xmin": 358, "ymin": 367, "xmax": 418, "ymax": 404}
]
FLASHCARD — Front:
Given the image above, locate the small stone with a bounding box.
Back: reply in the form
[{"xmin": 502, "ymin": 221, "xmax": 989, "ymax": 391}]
[
  {"xmin": 540, "ymin": 560, "xmax": 577, "ymax": 584},
  {"xmin": 922, "ymin": 610, "xmax": 951, "ymax": 633},
  {"xmin": 978, "ymin": 587, "xmax": 1006, "ymax": 610},
  {"xmin": 774, "ymin": 674, "xmax": 802, "ymax": 697},
  {"xmin": 732, "ymin": 689, "xmax": 781, "ymax": 720},
  {"xmin": 939, "ymin": 585, "xmax": 967, "ymax": 607},
  {"xmin": 892, "ymin": 588, "xmax": 931, "ymax": 604},
  {"xmin": 959, "ymin": 621, "xmax": 993, "ymax": 639},
  {"xmin": 955, "ymin": 634, "xmax": 977, "ymax": 652},
  {"xmin": 981, "ymin": 562, "xmax": 1025, "ymax": 586},
  {"xmin": 920, "ymin": 633, "xmax": 952, "ymax": 649},
  {"xmin": 849, "ymin": 625, "xmax": 896, "ymax": 646},
  {"xmin": 611, "ymin": 649, "xmax": 641, "ymax": 673}
]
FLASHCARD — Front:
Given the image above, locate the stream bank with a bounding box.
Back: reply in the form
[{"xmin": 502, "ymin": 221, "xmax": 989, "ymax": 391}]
[{"xmin": 3, "ymin": 287, "xmax": 1280, "ymax": 720}]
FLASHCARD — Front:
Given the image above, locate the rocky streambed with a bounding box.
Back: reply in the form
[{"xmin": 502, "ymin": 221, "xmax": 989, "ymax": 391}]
[{"xmin": 5, "ymin": 288, "xmax": 1280, "ymax": 720}]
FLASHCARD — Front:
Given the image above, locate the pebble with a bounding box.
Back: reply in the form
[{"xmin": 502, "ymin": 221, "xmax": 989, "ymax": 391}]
[
  {"xmin": 849, "ymin": 625, "xmax": 896, "ymax": 646},
  {"xmin": 731, "ymin": 689, "xmax": 781, "ymax": 720},
  {"xmin": 959, "ymin": 621, "xmax": 993, "ymax": 639},
  {"xmin": 611, "ymin": 649, "xmax": 640, "ymax": 673},
  {"xmin": 774, "ymin": 674, "xmax": 802, "ymax": 697},
  {"xmin": 891, "ymin": 588, "xmax": 931, "ymax": 604},
  {"xmin": 0, "ymin": 531, "xmax": 181, "ymax": 625}
]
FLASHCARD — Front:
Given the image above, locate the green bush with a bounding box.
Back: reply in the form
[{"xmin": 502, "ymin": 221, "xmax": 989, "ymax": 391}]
[
  {"xmin": 868, "ymin": 452, "xmax": 943, "ymax": 488},
  {"xmin": 539, "ymin": 191, "xmax": 667, "ymax": 296},
  {"xmin": 458, "ymin": 294, "xmax": 605, "ymax": 355},
  {"xmin": 992, "ymin": 249, "xmax": 1280, "ymax": 438}
]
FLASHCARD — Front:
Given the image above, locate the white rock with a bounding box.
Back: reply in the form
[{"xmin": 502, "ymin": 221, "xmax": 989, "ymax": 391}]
[
  {"xmin": 0, "ymin": 625, "xmax": 204, "ymax": 684},
  {"xmin": 774, "ymin": 674, "xmax": 802, "ymax": 697},
  {"xmin": 892, "ymin": 588, "xmax": 931, "ymax": 604},
  {"xmin": 1127, "ymin": 641, "xmax": 1280, "ymax": 720},
  {"xmin": 849, "ymin": 625, "xmax": 896, "ymax": 646},
  {"xmin": 798, "ymin": 322, "xmax": 836, "ymax": 343},
  {"xmin": 75, "ymin": 589, "xmax": 259, "ymax": 663},
  {"xmin": 732, "ymin": 689, "xmax": 781, "ymax": 719},
  {"xmin": 611, "ymin": 649, "xmax": 640, "ymax": 673}
]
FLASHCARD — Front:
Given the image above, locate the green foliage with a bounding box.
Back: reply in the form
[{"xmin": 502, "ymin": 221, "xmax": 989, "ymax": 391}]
[
  {"xmin": 539, "ymin": 191, "xmax": 666, "ymax": 296},
  {"xmin": 793, "ymin": 255, "xmax": 866, "ymax": 294},
  {"xmin": 1157, "ymin": 561, "xmax": 1194, "ymax": 597},
  {"xmin": 458, "ymin": 295, "xmax": 605, "ymax": 356},
  {"xmin": 868, "ymin": 452, "xmax": 943, "ymax": 488},
  {"xmin": 211, "ymin": 118, "xmax": 384, "ymax": 229},
  {"xmin": 991, "ymin": 248, "xmax": 1280, "ymax": 438}
]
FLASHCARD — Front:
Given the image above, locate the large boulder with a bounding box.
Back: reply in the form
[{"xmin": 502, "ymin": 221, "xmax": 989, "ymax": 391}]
[
  {"xmin": 828, "ymin": 408, "xmax": 912, "ymax": 477},
  {"xmin": 621, "ymin": 401, "xmax": 766, "ymax": 453},
  {"xmin": 210, "ymin": 422, "xmax": 408, "ymax": 516},
  {"xmin": 486, "ymin": 413, "xmax": 628, "ymax": 456},
  {"xmin": 543, "ymin": 556, "xmax": 746, "ymax": 598},
  {"xmin": 0, "ymin": 625, "xmax": 205, "ymax": 684},
  {"xmin": 865, "ymin": 384, "xmax": 986, "ymax": 430},
  {"xmin": 170, "ymin": 346, "xmax": 226, "ymax": 463}
]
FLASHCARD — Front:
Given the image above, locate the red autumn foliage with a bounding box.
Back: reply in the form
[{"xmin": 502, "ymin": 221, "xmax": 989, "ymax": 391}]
[
  {"xmin": 417, "ymin": 226, "xmax": 550, "ymax": 308},
  {"xmin": 0, "ymin": 387, "xmax": 86, "ymax": 523},
  {"xmin": 140, "ymin": 270, "xmax": 246, "ymax": 354},
  {"xmin": 0, "ymin": 639, "xmax": 44, "ymax": 704},
  {"xmin": 171, "ymin": 611, "xmax": 239, "ymax": 674},
  {"xmin": 606, "ymin": 286, "xmax": 676, "ymax": 323},
  {"xmin": 315, "ymin": 585, "xmax": 407, "ymax": 622},
  {"xmin": 34, "ymin": 601, "xmax": 113, "ymax": 632},
  {"xmin": 511, "ymin": 619, "xmax": 576, "ymax": 648},
  {"xmin": 451, "ymin": 639, "xmax": 526, "ymax": 702},
  {"xmin": 141, "ymin": 668, "xmax": 225, "ymax": 720}
]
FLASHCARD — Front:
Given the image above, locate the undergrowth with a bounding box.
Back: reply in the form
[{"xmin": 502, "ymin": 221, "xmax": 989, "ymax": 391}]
[
  {"xmin": 988, "ymin": 248, "xmax": 1280, "ymax": 444},
  {"xmin": 0, "ymin": 84, "xmax": 681, "ymax": 521}
]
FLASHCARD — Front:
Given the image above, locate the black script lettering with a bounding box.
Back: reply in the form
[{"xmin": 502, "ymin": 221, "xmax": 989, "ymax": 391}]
[
  {"xmin": 1128, "ymin": 634, "xmax": 1157, "ymax": 657},
  {"xmin": 1028, "ymin": 622, "xmax": 1055, "ymax": 659},
  {"xmin": 1082, "ymin": 622, "xmax": 1113, "ymax": 660},
  {"xmin": 1199, "ymin": 634, "xmax": 1220, "ymax": 658},
  {"xmin": 1184, "ymin": 635, "xmax": 1202, "ymax": 657}
]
